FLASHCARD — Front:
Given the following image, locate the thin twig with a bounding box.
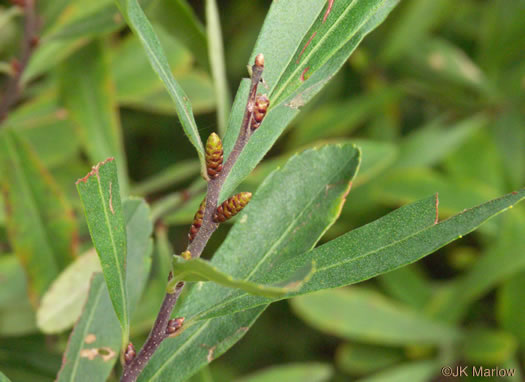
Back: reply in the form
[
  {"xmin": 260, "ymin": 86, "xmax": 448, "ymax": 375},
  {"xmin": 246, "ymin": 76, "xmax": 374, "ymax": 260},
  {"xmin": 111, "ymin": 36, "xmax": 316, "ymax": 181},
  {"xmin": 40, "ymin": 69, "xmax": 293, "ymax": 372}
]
[
  {"xmin": 0, "ymin": 0, "xmax": 39, "ymax": 123},
  {"xmin": 121, "ymin": 55, "xmax": 265, "ymax": 382}
]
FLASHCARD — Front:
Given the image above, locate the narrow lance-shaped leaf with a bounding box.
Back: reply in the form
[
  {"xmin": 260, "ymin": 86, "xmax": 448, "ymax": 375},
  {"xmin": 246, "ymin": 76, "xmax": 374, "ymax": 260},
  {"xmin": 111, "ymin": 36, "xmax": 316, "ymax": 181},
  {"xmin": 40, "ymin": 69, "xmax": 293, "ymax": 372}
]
[
  {"xmin": 267, "ymin": 0, "xmax": 401, "ymax": 106},
  {"xmin": 358, "ymin": 361, "xmax": 439, "ymax": 382},
  {"xmin": 290, "ymin": 288, "xmax": 459, "ymax": 346},
  {"xmin": 234, "ymin": 363, "xmax": 333, "ymax": 382},
  {"xmin": 114, "ymin": 0, "xmax": 206, "ymax": 176},
  {"xmin": 205, "ymin": 0, "xmax": 230, "ymax": 136},
  {"xmin": 169, "ymin": 257, "xmax": 315, "ymax": 298},
  {"xmin": 0, "ymin": 128, "xmax": 77, "ymax": 302},
  {"xmin": 59, "ymin": 40, "xmax": 129, "ymax": 193},
  {"xmin": 194, "ymin": 189, "xmax": 525, "ymax": 320},
  {"xmin": 221, "ymin": 0, "xmax": 399, "ymax": 199},
  {"xmin": 56, "ymin": 273, "xmax": 121, "ymax": 382},
  {"xmin": 57, "ymin": 198, "xmax": 153, "ymax": 381},
  {"xmin": 137, "ymin": 143, "xmax": 361, "ymax": 381},
  {"xmin": 76, "ymin": 158, "xmax": 129, "ymax": 342}
]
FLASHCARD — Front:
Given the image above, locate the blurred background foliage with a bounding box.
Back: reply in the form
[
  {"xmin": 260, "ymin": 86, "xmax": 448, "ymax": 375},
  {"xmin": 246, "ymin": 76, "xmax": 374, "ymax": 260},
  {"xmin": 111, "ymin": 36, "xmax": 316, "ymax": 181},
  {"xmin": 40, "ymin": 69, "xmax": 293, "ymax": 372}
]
[{"xmin": 0, "ymin": 0, "xmax": 524, "ymax": 381}]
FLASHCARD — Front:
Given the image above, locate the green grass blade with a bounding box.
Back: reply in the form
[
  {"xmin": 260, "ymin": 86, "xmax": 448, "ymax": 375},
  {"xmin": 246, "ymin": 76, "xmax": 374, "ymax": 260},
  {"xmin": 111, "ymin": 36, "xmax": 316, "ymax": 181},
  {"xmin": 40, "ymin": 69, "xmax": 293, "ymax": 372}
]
[
  {"xmin": 76, "ymin": 158, "xmax": 128, "ymax": 342},
  {"xmin": 114, "ymin": 0, "xmax": 206, "ymax": 176}
]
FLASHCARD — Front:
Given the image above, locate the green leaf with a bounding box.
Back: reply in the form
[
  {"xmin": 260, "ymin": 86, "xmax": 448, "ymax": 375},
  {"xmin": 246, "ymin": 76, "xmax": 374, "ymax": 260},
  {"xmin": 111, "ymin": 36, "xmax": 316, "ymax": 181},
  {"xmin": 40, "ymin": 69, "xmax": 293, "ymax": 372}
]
[
  {"xmin": 258, "ymin": 0, "xmax": 400, "ymax": 105},
  {"xmin": 57, "ymin": 198, "xmax": 153, "ymax": 381},
  {"xmin": 429, "ymin": 214, "xmax": 525, "ymax": 323},
  {"xmin": 377, "ymin": 168, "xmax": 497, "ymax": 217},
  {"xmin": 0, "ymin": 255, "xmax": 37, "ymax": 336},
  {"xmin": 59, "ymin": 39, "xmax": 129, "ymax": 193},
  {"xmin": 56, "ymin": 273, "xmax": 121, "ymax": 382},
  {"xmin": 336, "ymin": 343, "xmax": 404, "ymax": 376},
  {"xmin": 76, "ymin": 158, "xmax": 128, "ymax": 341},
  {"xmin": 3, "ymin": 91, "xmax": 80, "ymax": 168},
  {"xmin": 378, "ymin": 265, "xmax": 433, "ymax": 310},
  {"xmin": 0, "ymin": 371, "xmax": 11, "ymax": 382},
  {"xmin": 462, "ymin": 328, "xmax": 517, "ymax": 365},
  {"xmin": 170, "ymin": 257, "xmax": 315, "ymax": 298},
  {"xmin": 392, "ymin": 115, "xmax": 486, "ymax": 170},
  {"xmin": 148, "ymin": 0, "xmax": 208, "ymax": 69},
  {"xmin": 235, "ymin": 363, "xmax": 333, "ymax": 382},
  {"xmin": 111, "ymin": 24, "xmax": 215, "ymax": 115},
  {"xmin": 196, "ymin": 190, "xmax": 525, "ymax": 319},
  {"xmin": 0, "ymin": 128, "xmax": 77, "ymax": 301},
  {"xmin": 137, "ymin": 143, "xmax": 360, "ymax": 381},
  {"xmin": 358, "ymin": 361, "xmax": 438, "ymax": 382},
  {"xmin": 114, "ymin": 0, "xmax": 206, "ymax": 176},
  {"xmin": 380, "ymin": 0, "xmax": 451, "ymax": 63},
  {"xmin": 220, "ymin": 0, "xmax": 398, "ymax": 200},
  {"xmin": 291, "ymin": 288, "xmax": 458, "ymax": 346},
  {"xmin": 37, "ymin": 250, "xmax": 101, "ymax": 334},
  {"xmin": 131, "ymin": 159, "xmax": 200, "ymax": 196},
  {"xmin": 498, "ymin": 270, "xmax": 525, "ymax": 346},
  {"xmin": 288, "ymin": 87, "xmax": 401, "ymax": 149},
  {"xmin": 205, "ymin": 0, "xmax": 230, "ymax": 136}
]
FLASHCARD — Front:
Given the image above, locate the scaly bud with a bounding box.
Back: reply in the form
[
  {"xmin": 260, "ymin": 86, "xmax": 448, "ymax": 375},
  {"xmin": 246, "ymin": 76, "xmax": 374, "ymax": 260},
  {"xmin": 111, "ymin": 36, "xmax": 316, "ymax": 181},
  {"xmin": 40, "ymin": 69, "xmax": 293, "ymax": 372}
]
[
  {"xmin": 205, "ymin": 133, "xmax": 223, "ymax": 179},
  {"xmin": 251, "ymin": 94, "xmax": 270, "ymax": 130},
  {"xmin": 124, "ymin": 343, "xmax": 136, "ymax": 364},
  {"xmin": 214, "ymin": 192, "xmax": 252, "ymax": 223},
  {"xmin": 166, "ymin": 317, "xmax": 185, "ymax": 335},
  {"xmin": 255, "ymin": 53, "xmax": 264, "ymax": 68},
  {"xmin": 188, "ymin": 198, "xmax": 206, "ymax": 243}
]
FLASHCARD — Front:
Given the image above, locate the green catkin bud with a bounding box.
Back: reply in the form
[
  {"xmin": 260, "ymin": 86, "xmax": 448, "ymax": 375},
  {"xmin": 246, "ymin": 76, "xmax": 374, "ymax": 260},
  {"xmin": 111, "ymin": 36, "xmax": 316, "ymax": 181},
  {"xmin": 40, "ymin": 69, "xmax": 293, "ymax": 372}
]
[
  {"xmin": 214, "ymin": 192, "xmax": 252, "ymax": 223},
  {"xmin": 205, "ymin": 133, "xmax": 223, "ymax": 178},
  {"xmin": 188, "ymin": 198, "xmax": 206, "ymax": 243},
  {"xmin": 251, "ymin": 94, "xmax": 270, "ymax": 130}
]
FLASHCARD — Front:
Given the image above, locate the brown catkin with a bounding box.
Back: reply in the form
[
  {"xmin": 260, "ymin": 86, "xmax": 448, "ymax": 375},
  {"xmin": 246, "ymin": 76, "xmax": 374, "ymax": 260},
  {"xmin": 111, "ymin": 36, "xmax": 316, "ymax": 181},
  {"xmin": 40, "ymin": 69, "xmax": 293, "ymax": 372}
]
[
  {"xmin": 214, "ymin": 192, "xmax": 252, "ymax": 223},
  {"xmin": 251, "ymin": 95, "xmax": 270, "ymax": 130},
  {"xmin": 188, "ymin": 198, "xmax": 206, "ymax": 242},
  {"xmin": 205, "ymin": 133, "xmax": 223, "ymax": 178}
]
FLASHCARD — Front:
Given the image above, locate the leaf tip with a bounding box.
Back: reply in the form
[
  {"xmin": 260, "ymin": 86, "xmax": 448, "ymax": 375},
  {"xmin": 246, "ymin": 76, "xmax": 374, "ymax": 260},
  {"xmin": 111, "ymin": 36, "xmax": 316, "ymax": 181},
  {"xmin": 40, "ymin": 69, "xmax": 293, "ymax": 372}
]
[{"xmin": 75, "ymin": 157, "xmax": 115, "ymax": 185}]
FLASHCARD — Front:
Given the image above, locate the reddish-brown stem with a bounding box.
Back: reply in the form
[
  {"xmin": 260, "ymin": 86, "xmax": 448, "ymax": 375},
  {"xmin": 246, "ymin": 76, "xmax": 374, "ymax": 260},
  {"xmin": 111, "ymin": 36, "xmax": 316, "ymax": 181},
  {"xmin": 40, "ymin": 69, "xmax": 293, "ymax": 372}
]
[
  {"xmin": 120, "ymin": 55, "xmax": 265, "ymax": 382},
  {"xmin": 0, "ymin": 0, "xmax": 39, "ymax": 123}
]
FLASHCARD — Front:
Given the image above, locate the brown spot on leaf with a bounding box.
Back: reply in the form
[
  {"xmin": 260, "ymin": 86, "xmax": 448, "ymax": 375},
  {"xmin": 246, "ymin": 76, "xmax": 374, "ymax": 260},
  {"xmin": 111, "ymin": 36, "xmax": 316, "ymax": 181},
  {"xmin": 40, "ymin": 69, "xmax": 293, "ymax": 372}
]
[
  {"xmin": 80, "ymin": 347, "xmax": 116, "ymax": 362},
  {"xmin": 84, "ymin": 334, "xmax": 96, "ymax": 344}
]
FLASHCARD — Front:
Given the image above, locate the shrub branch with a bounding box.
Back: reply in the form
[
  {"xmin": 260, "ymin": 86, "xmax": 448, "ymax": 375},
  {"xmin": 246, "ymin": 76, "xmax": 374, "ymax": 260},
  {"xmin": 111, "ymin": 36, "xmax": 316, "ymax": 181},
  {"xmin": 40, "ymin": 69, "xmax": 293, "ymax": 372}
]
[{"xmin": 121, "ymin": 54, "xmax": 266, "ymax": 382}]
